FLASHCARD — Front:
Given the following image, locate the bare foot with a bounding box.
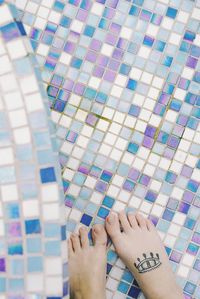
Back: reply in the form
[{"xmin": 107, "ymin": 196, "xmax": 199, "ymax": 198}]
[
  {"xmin": 106, "ymin": 211, "xmax": 184, "ymax": 299},
  {"xmin": 68, "ymin": 224, "xmax": 107, "ymax": 299}
]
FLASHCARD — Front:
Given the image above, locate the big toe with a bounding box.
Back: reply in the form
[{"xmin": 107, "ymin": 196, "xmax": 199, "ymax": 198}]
[
  {"xmin": 92, "ymin": 224, "xmax": 107, "ymax": 247},
  {"xmin": 105, "ymin": 212, "xmax": 121, "ymax": 239}
]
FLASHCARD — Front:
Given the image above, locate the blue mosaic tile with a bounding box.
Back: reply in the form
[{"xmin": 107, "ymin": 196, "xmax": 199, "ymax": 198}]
[
  {"xmin": 0, "ymin": 2, "xmax": 68, "ymax": 297},
  {"xmin": 2, "ymin": 0, "xmax": 200, "ymax": 297}
]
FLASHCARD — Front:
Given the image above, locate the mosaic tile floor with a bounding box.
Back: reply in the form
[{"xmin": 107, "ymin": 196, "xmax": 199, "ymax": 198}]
[
  {"xmin": 0, "ymin": 2, "xmax": 68, "ymax": 298},
  {"xmin": 2, "ymin": 0, "xmax": 200, "ymax": 298}
]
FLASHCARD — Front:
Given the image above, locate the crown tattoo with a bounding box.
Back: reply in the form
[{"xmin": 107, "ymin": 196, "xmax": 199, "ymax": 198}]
[{"xmin": 134, "ymin": 252, "xmax": 162, "ymax": 274}]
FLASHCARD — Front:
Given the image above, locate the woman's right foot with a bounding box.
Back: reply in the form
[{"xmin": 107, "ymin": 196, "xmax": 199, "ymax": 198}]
[
  {"xmin": 68, "ymin": 225, "xmax": 107, "ymax": 299},
  {"xmin": 106, "ymin": 211, "xmax": 183, "ymax": 299}
]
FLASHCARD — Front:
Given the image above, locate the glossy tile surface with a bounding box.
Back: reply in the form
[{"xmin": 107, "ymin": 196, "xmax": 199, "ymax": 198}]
[
  {"xmin": 2, "ymin": 0, "xmax": 200, "ymax": 298},
  {"xmin": 0, "ymin": 2, "xmax": 68, "ymax": 297}
]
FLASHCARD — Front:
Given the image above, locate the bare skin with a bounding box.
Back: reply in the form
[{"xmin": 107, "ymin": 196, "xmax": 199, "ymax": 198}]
[
  {"xmin": 68, "ymin": 224, "xmax": 107, "ymax": 299},
  {"xmin": 105, "ymin": 211, "xmax": 184, "ymax": 299},
  {"xmin": 68, "ymin": 211, "xmax": 184, "ymax": 299}
]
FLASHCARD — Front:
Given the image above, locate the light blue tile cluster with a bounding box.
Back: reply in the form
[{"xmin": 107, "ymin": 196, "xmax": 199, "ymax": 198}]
[
  {"xmin": 2, "ymin": 0, "xmax": 200, "ymax": 298},
  {"xmin": 0, "ymin": 2, "xmax": 68, "ymax": 298}
]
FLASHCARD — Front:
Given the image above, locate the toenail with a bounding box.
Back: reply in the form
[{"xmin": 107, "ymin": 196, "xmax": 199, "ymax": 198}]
[
  {"xmin": 80, "ymin": 226, "xmax": 86, "ymax": 231},
  {"xmin": 107, "ymin": 213, "xmax": 115, "ymax": 223},
  {"xmin": 128, "ymin": 211, "xmax": 134, "ymax": 214}
]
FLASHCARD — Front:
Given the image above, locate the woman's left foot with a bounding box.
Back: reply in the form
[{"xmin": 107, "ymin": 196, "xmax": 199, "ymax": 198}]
[
  {"xmin": 105, "ymin": 211, "xmax": 183, "ymax": 299},
  {"xmin": 68, "ymin": 224, "xmax": 107, "ymax": 299}
]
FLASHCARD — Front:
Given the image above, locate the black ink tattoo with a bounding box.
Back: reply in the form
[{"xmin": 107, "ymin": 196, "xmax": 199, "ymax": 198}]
[{"xmin": 134, "ymin": 252, "xmax": 162, "ymax": 273}]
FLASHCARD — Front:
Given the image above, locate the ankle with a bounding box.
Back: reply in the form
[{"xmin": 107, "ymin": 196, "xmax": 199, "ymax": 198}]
[
  {"xmin": 145, "ymin": 282, "xmax": 182, "ymax": 299},
  {"xmin": 87, "ymin": 293, "xmax": 106, "ymax": 299},
  {"xmin": 154, "ymin": 286, "xmax": 183, "ymax": 299},
  {"xmin": 83, "ymin": 287, "xmax": 106, "ymax": 299}
]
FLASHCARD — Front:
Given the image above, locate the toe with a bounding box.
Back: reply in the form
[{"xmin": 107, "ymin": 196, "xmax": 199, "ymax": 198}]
[
  {"xmin": 79, "ymin": 226, "xmax": 89, "ymax": 249},
  {"xmin": 135, "ymin": 213, "xmax": 148, "ymax": 229},
  {"xmin": 92, "ymin": 224, "xmax": 107, "ymax": 247},
  {"xmin": 118, "ymin": 210, "xmax": 131, "ymax": 232},
  {"xmin": 71, "ymin": 233, "xmax": 81, "ymax": 252},
  {"xmin": 105, "ymin": 212, "xmax": 121, "ymax": 239},
  {"xmin": 146, "ymin": 218, "xmax": 155, "ymax": 231},
  {"xmin": 127, "ymin": 212, "xmax": 138, "ymax": 229},
  {"xmin": 68, "ymin": 238, "xmax": 74, "ymax": 256}
]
